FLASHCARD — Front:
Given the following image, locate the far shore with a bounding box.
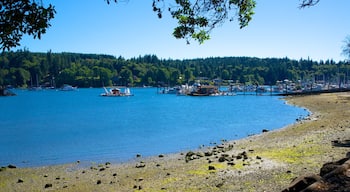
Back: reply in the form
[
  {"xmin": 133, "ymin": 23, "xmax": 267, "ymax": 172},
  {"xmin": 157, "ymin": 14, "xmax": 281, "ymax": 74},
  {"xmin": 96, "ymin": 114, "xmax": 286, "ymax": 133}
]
[{"xmin": 1, "ymin": 92, "xmax": 350, "ymax": 191}]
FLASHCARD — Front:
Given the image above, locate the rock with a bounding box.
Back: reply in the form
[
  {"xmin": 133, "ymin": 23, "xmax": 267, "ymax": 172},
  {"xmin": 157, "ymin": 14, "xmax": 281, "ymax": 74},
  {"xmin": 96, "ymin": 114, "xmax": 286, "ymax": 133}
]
[
  {"xmin": 44, "ymin": 183, "xmax": 53, "ymax": 188},
  {"xmin": 7, "ymin": 164, "xmax": 16, "ymax": 169},
  {"xmin": 216, "ymin": 182, "xmax": 224, "ymax": 188},
  {"xmin": 204, "ymin": 151, "xmax": 213, "ymax": 156},
  {"xmin": 282, "ymin": 174, "xmax": 321, "ymax": 192},
  {"xmin": 99, "ymin": 168, "xmax": 106, "ymax": 171},
  {"xmin": 17, "ymin": 178, "xmax": 24, "ymax": 183},
  {"xmin": 158, "ymin": 154, "xmax": 164, "ymax": 158},
  {"xmin": 320, "ymin": 157, "xmax": 349, "ymax": 176},
  {"xmin": 208, "ymin": 165, "xmax": 216, "ymax": 170},
  {"xmin": 282, "ymin": 154, "xmax": 350, "ymax": 192},
  {"xmin": 196, "ymin": 152, "xmax": 205, "ymax": 157},
  {"xmin": 185, "ymin": 151, "xmax": 195, "ymax": 162},
  {"xmin": 135, "ymin": 163, "xmax": 146, "ymax": 168},
  {"xmin": 218, "ymin": 156, "xmax": 226, "ymax": 162},
  {"xmin": 97, "ymin": 180, "xmax": 102, "ymax": 184}
]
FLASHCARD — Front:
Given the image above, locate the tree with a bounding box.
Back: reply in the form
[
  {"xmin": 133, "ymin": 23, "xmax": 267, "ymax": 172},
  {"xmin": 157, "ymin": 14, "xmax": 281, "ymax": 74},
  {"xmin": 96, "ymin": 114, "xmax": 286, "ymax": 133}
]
[
  {"xmin": 151, "ymin": 0, "xmax": 256, "ymax": 44},
  {"xmin": 342, "ymin": 36, "xmax": 350, "ymax": 60},
  {"xmin": 0, "ymin": 0, "xmax": 56, "ymax": 51},
  {"xmin": 106, "ymin": 0, "xmax": 320, "ymax": 44}
]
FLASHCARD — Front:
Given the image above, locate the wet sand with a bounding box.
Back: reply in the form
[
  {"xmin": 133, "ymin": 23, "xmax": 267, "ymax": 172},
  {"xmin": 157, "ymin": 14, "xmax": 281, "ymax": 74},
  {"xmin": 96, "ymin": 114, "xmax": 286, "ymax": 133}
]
[{"xmin": 1, "ymin": 92, "xmax": 350, "ymax": 191}]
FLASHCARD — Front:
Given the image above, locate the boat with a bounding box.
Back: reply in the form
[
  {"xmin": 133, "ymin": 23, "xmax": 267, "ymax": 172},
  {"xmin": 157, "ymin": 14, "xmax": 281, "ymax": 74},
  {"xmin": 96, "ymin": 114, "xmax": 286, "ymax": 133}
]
[
  {"xmin": 60, "ymin": 84, "xmax": 78, "ymax": 91},
  {"xmin": 159, "ymin": 86, "xmax": 181, "ymax": 94},
  {"xmin": 28, "ymin": 74, "xmax": 42, "ymax": 91},
  {"xmin": 100, "ymin": 87, "xmax": 134, "ymax": 97},
  {"xmin": 0, "ymin": 87, "xmax": 16, "ymax": 96},
  {"xmin": 188, "ymin": 85, "xmax": 220, "ymax": 96}
]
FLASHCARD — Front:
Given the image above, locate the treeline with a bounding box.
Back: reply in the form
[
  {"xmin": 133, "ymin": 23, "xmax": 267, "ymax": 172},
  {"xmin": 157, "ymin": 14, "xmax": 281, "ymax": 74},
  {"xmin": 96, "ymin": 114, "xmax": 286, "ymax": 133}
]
[{"xmin": 0, "ymin": 49, "xmax": 349, "ymax": 88}]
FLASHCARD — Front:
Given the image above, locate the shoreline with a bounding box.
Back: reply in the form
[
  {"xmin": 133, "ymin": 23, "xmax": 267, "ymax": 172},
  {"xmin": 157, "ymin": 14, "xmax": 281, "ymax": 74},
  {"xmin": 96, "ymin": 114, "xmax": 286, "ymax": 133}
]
[{"xmin": 1, "ymin": 92, "xmax": 350, "ymax": 191}]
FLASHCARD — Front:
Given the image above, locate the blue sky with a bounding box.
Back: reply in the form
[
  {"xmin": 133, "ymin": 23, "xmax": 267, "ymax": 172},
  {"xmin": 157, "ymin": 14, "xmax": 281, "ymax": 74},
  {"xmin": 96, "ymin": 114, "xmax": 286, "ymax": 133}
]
[{"xmin": 16, "ymin": 0, "xmax": 350, "ymax": 61}]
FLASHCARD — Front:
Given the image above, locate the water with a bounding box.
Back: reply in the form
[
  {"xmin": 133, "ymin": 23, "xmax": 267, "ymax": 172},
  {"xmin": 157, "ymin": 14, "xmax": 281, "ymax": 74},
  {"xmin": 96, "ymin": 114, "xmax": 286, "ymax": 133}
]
[{"xmin": 0, "ymin": 88, "xmax": 308, "ymax": 167}]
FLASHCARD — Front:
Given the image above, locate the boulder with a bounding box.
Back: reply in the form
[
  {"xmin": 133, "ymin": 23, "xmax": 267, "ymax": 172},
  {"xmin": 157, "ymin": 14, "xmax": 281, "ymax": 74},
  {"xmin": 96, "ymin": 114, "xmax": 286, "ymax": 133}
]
[{"xmin": 282, "ymin": 153, "xmax": 350, "ymax": 192}]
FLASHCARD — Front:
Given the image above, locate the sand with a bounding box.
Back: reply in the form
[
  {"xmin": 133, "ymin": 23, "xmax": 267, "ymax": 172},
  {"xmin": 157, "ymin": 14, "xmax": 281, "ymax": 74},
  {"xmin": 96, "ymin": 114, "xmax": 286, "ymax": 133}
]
[{"xmin": 1, "ymin": 92, "xmax": 350, "ymax": 191}]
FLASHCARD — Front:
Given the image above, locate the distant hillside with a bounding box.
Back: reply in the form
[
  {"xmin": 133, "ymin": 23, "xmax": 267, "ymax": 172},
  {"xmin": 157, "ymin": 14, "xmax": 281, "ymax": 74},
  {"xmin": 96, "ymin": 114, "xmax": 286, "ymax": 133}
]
[{"xmin": 0, "ymin": 50, "xmax": 347, "ymax": 88}]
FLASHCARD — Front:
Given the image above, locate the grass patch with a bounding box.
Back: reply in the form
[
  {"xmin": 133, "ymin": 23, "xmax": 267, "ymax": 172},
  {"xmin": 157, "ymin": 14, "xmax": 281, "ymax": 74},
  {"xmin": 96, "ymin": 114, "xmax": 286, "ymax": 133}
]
[
  {"xmin": 258, "ymin": 142, "xmax": 323, "ymax": 164},
  {"xmin": 187, "ymin": 163, "xmax": 225, "ymax": 175}
]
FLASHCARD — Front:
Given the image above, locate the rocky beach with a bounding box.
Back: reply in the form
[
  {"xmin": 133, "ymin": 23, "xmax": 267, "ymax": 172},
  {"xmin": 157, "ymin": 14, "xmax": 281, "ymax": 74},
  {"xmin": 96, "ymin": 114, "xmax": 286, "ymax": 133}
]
[{"xmin": 1, "ymin": 92, "xmax": 350, "ymax": 191}]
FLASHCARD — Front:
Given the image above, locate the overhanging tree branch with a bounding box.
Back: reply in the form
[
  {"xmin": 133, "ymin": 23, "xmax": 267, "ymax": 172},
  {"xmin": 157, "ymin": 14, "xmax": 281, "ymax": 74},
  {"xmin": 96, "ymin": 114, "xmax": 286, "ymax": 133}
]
[
  {"xmin": 0, "ymin": 0, "xmax": 56, "ymax": 51},
  {"xmin": 299, "ymin": 0, "xmax": 320, "ymax": 8}
]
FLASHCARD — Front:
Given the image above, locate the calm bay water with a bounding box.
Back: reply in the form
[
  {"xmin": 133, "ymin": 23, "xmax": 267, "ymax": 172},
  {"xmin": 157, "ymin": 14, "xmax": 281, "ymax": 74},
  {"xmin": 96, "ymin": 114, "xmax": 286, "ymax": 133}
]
[{"xmin": 0, "ymin": 88, "xmax": 308, "ymax": 167}]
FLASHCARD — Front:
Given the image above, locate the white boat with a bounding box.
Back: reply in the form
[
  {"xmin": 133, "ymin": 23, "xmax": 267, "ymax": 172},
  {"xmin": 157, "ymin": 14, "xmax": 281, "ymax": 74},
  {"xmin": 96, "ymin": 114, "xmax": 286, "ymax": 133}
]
[
  {"xmin": 60, "ymin": 84, "xmax": 78, "ymax": 91},
  {"xmin": 100, "ymin": 87, "xmax": 133, "ymax": 97}
]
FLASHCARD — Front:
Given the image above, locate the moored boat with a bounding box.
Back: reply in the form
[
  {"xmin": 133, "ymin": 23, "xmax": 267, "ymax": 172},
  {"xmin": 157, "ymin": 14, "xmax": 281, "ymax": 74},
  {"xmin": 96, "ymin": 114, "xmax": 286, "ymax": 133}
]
[
  {"xmin": 188, "ymin": 85, "xmax": 220, "ymax": 96},
  {"xmin": 100, "ymin": 87, "xmax": 134, "ymax": 97},
  {"xmin": 60, "ymin": 84, "xmax": 78, "ymax": 91}
]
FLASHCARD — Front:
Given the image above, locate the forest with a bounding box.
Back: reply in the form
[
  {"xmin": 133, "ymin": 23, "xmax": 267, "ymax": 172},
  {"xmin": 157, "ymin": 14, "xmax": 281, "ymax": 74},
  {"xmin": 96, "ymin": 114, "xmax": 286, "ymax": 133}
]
[{"xmin": 0, "ymin": 49, "xmax": 349, "ymax": 88}]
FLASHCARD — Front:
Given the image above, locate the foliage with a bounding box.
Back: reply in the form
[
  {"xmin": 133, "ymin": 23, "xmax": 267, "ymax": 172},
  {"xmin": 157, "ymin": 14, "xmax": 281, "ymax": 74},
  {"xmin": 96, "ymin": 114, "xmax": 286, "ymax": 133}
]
[
  {"xmin": 1, "ymin": 50, "xmax": 349, "ymax": 88},
  {"xmin": 299, "ymin": 0, "xmax": 320, "ymax": 8},
  {"xmin": 0, "ymin": 0, "xmax": 330, "ymax": 49},
  {"xmin": 0, "ymin": 0, "xmax": 56, "ymax": 50},
  {"xmin": 152, "ymin": 0, "xmax": 256, "ymax": 44}
]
